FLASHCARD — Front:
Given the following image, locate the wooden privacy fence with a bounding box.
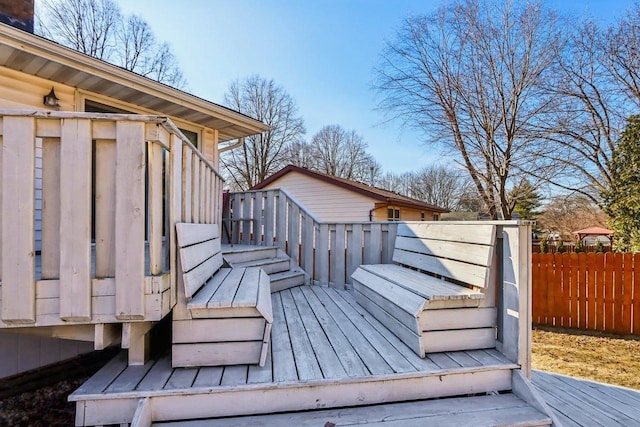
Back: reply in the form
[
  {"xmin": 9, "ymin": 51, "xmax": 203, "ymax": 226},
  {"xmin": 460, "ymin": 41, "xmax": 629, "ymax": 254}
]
[{"xmin": 533, "ymin": 252, "xmax": 640, "ymax": 335}]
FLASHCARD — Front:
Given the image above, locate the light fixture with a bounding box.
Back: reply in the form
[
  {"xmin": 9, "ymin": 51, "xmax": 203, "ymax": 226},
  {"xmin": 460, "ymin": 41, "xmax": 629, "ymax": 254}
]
[{"xmin": 43, "ymin": 87, "xmax": 60, "ymax": 108}]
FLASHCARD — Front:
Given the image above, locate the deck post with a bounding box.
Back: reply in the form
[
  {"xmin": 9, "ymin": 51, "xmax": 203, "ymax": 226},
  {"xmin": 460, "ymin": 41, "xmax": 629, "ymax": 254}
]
[
  {"xmin": 59, "ymin": 118, "xmax": 92, "ymax": 321},
  {"xmin": 1, "ymin": 116, "xmax": 36, "ymax": 324},
  {"xmin": 123, "ymin": 322, "xmax": 153, "ymax": 365},
  {"xmin": 115, "ymin": 121, "xmax": 147, "ymax": 320},
  {"xmin": 497, "ymin": 222, "xmax": 532, "ymax": 377}
]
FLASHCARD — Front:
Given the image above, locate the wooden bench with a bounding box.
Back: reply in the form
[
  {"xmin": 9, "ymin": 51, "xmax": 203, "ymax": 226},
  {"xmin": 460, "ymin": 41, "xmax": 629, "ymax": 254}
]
[
  {"xmin": 172, "ymin": 223, "xmax": 272, "ymax": 368},
  {"xmin": 351, "ymin": 222, "xmax": 497, "ymax": 357}
]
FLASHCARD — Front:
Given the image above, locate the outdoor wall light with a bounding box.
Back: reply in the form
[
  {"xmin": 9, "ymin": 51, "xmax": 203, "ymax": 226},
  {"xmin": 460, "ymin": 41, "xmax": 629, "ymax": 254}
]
[{"xmin": 43, "ymin": 87, "xmax": 60, "ymax": 108}]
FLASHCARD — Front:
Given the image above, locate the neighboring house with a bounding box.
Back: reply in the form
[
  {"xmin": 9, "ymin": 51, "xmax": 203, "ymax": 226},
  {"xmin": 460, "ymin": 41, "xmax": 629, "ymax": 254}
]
[
  {"xmin": 252, "ymin": 165, "xmax": 448, "ymax": 222},
  {"xmin": 0, "ymin": 4, "xmax": 267, "ymax": 378}
]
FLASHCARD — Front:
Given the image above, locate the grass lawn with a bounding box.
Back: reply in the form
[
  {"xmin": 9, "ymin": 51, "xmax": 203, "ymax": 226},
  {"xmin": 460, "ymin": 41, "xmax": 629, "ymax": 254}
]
[{"xmin": 532, "ymin": 326, "xmax": 640, "ymax": 390}]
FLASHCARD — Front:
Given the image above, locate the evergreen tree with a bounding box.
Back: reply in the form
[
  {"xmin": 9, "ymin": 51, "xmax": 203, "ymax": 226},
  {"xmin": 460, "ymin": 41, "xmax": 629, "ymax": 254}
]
[{"xmin": 602, "ymin": 115, "xmax": 640, "ymax": 252}]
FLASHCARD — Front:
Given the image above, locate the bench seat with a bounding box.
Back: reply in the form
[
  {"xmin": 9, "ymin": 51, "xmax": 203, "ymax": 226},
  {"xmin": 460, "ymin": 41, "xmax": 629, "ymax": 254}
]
[
  {"xmin": 351, "ymin": 223, "xmax": 498, "ymax": 358},
  {"xmin": 172, "ymin": 224, "xmax": 272, "ymax": 368}
]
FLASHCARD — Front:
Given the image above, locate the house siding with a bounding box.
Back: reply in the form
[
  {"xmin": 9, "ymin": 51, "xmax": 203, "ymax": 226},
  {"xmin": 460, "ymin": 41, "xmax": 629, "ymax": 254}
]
[
  {"xmin": 0, "ymin": 331, "xmax": 93, "ymax": 379},
  {"xmin": 372, "ymin": 205, "xmax": 441, "ymax": 222},
  {"xmin": 259, "ymin": 172, "xmax": 375, "ymax": 222}
]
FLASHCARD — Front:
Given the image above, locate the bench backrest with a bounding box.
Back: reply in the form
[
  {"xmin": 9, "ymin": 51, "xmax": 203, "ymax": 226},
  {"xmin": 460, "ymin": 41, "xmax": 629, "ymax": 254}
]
[
  {"xmin": 176, "ymin": 223, "xmax": 223, "ymax": 300},
  {"xmin": 392, "ymin": 222, "xmax": 496, "ymax": 289}
]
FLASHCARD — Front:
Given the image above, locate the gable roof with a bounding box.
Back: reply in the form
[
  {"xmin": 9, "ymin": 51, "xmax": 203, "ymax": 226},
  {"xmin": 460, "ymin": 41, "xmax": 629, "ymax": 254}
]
[
  {"xmin": 253, "ymin": 165, "xmax": 449, "ymax": 213},
  {"xmin": 0, "ymin": 23, "xmax": 269, "ymax": 142}
]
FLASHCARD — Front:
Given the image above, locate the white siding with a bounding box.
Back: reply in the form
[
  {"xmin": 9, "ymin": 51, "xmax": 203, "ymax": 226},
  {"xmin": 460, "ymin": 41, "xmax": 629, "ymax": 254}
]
[
  {"xmin": 260, "ymin": 172, "xmax": 375, "ymax": 222},
  {"xmin": 0, "ymin": 331, "xmax": 94, "ymax": 379}
]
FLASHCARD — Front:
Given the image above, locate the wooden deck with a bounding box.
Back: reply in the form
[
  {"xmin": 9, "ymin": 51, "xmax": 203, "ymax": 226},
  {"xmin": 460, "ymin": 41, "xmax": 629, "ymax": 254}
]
[
  {"xmin": 532, "ymin": 370, "xmax": 640, "ymax": 426},
  {"xmin": 71, "ymin": 286, "xmax": 517, "ymax": 425},
  {"xmin": 152, "ymin": 371, "xmax": 640, "ymax": 426}
]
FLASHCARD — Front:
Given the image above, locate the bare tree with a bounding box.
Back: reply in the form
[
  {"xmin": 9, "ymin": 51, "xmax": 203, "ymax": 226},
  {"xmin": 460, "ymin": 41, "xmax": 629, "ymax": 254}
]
[
  {"xmin": 409, "ymin": 166, "xmax": 467, "ymax": 211},
  {"xmin": 221, "ymin": 75, "xmax": 305, "ymax": 190},
  {"xmin": 377, "ymin": 171, "xmax": 414, "ymax": 198},
  {"xmin": 36, "ymin": 0, "xmax": 120, "ymax": 60},
  {"xmin": 36, "ymin": 0, "xmax": 186, "ymax": 88},
  {"xmin": 307, "ymin": 125, "xmax": 379, "ymax": 182},
  {"xmin": 534, "ymin": 20, "xmax": 624, "ymax": 202},
  {"xmin": 537, "ymin": 194, "xmax": 608, "ymax": 240},
  {"xmin": 376, "ymin": 0, "xmax": 565, "ymax": 219}
]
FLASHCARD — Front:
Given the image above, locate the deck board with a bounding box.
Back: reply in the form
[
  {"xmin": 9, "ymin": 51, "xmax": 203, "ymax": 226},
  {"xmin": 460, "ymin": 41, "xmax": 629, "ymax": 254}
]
[
  {"xmin": 192, "ymin": 367, "xmax": 223, "ymax": 388},
  {"xmin": 307, "ymin": 286, "xmax": 393, "ymax": 376},
  {"xmin": 73, "ymin": 287, "xmax": 514, "ymax": 396},
  {"xmin": 71, "ymin": 286, "xmax": 519, "ymax": 424},
  {"xmin": 289, "ymin": 286, "xmax": 347, "ymax": 379},
  {"xmin": 532, "ymin": 370, "xmax": 640, "ymax": 426},
  {"xmin": 279, "ymin": 289, "xmax": 323, "ymax": 380}
]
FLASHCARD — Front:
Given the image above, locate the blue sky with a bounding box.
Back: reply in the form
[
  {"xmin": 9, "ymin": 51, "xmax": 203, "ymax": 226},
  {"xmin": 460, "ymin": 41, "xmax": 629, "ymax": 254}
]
[{"xmin": 118, "ymin": 0, "xmax": 634, "ymax": 174}]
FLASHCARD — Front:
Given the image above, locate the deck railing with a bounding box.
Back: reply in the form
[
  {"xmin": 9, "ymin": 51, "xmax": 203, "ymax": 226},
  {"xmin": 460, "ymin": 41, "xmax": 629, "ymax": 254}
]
[
  {"xmin": 0, "ymin": 110, "xmax": 222, "ymax": 327},
  {"xmin": 226, "ymin": 188, "xmax": 533, "ymax": 373},
  {"xmin": 227, "ymin": 189, "xmax": 399, "ymax": 286}
]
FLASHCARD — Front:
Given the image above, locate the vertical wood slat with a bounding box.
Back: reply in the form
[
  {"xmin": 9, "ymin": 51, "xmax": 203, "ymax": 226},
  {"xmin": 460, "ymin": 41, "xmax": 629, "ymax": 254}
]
[
  {"xmin": 148, "ymin": 142, "xmax": 163, "ymax": 275},
  {"xmin": 385, "ymin": 223, "xmax": 398, "ymax": 264},
  {"xmin": 569, "ymin": 253, "xmax": 579, "ymax": 328},
  {"xmin": 205, "ymin": 168, "xmax": 212, "ymax": 223},
  {"xmin": 264, "ymin": 190, "xmax": 275, "ymax": 246},
  {"xmin": 287, "ymin": 202, "xmax": 300, "ymax": 264},
  {"xmin": 622, "ymin": 253, "xmax": 633, "ymax": 335},
  {"xmin": 199, "ymin": 160, "xmax": 207, "ymax": 223},
  {"xmin": 634, "ymin": 253, "xmax": 640, "ymax": 334},
  {"xmin": 1, "ymin": 117, "xmax": 36, "ymax": 323},
  {"xmin": 316, "ymin": 223, "xmax": 329, "ymax": 286},
  {"xmin": 560, "ymin": 253, "xmax": 570, "ymax": 327},
  {"xmin": 115, "ymin": 122, "xmax": 146, "ymax": 320},
  {"xmin": 586, "ymin": 253, "xmax": 596, "ymax": 330},
  {"xmin": 333, "ymin": 224, "xmax": 346, "ymax": 288},
  {"xmin": 95, "ymin": 139, "xmax": 116, "ymax": 278},
  {"xmin": 182, "ymin": 146, "xmax": 192, "ymax": 223},
  {"xmin": 0, "ymin": 128, "xmax": 2, "ymax": 282},
  {"xmin": 169, "ymin": 134, "xmax": 183, "ymax": 308},
  {"xmin": 595, "ymin": 252, "xmax": 605, "ymax": 331},
  {"xmin": 275, "ymin": 192, "xmax": 287, "ymax": 252},
  {"xmin": 367, "ymin": 224, "xmax": 382, "ymax": 265},
  {"xmin": 613, "ymin": 253, "xmax": 624, "ymax": 334},
  {"xmin": 301, "ymin": 214, "xmax": 314, "ymax": 279},
  {"xmin": 604, "ymin": 252, "xmax": 614, "ymax": 331},
  {"xmin": 242, "ymin": 192, "xmax": 253, "ymax": 244},
  {"xmin": 41, "ymin": 137, "xmax": 61, "ymax": 279},
  {"xmin": 578, "ymin": 253, "xmax": 587, "ymax": 329},
  {"xmin": 192, "ymin": 156, "xmax": 200, "ymax": 223},
  {"xmin": 59, "ymin": 119, "xmax": 92, "ymax": 321},
  {"xmin": 347, "ymin": 223, "xmax": 363, "ymax": 284},
  {"xmin": 231, "ymin": 192, "xmax": 242, "ymax": 244},
  {"xmin": 545, "ymin": 254, "xmax": 554, "ymax": 326},
  {"xmin": 253, "ymin": 191, "xmax": 263, "ymax": 245}
]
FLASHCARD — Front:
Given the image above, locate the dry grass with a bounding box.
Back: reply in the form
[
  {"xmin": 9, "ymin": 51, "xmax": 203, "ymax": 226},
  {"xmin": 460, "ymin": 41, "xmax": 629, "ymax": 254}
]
[{"xmin": 532, "ymin": 327, "xmax": 640, "ymax": 390}]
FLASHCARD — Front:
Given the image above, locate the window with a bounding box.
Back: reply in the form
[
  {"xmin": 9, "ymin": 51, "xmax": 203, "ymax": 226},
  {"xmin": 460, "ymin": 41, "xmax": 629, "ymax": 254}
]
[
  {"xmin": 432, "ymin": 213, "xmax": 440, "ymax": 221},
  {"xmin": 387, "ymin": 208, "xmax": 400, "ymax": 221},
  {"xmin": 179, "ymin": 128, "xmax": 199, "ymax": 150},
  {"xmin": 421, "ymin": 212, "xmax": 425, "ymax": 221}
]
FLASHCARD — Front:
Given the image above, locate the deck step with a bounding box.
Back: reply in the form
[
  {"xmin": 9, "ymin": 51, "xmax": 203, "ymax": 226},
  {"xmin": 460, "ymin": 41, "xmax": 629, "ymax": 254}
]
[
  {"xmin": 153, "ymin": 393, "xmax": 551, "ymax": 426},
  {"xmin": 223, "ymin": 246, "xmax": 306, "ymax": 292},
  {"xmin": 270, "ymin": 270, "xmax": 306, "ymax": 292},
  {"xmin": 222, "ymin": 245, "xmax": 278, "ymax": 264},
  {"xmin": 231, "ymin": 256, "xmax": 291, "ymax": 274}
]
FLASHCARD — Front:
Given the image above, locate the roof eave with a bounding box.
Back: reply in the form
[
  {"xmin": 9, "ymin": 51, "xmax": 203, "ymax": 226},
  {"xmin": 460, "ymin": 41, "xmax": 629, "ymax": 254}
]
[{"xmin": 0, "ymin": 23, "xmax": 269, "ymax": 141}]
